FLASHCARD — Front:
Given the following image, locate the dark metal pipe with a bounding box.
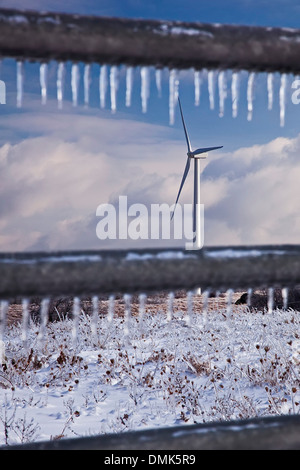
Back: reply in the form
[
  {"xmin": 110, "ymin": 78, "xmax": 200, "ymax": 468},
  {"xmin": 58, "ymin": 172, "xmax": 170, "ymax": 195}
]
[
  {"xmin": 1, "ymin": 8, "xmax": 300, "ymax": 72},
  {"xmin": 2, "ymin": 414, "xmax": 300, "ymax": 450}
]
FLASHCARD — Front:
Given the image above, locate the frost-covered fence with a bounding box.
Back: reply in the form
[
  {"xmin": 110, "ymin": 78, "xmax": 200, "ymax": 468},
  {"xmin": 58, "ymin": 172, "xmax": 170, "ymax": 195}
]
[
  {"xmin": 1, "ymin": 8, "xmax": 300, "ymax": 125},
  {"xmin": 1, "ymin": 9, "xmax": 300, "ymax": 71},
  {"xmin": 2, "ymin": 9, "xmax": 300, "ymax": 450},
  {"xmin": 3, "ymin": 414, "xmax": 300, "ymax": 450},
  {"xmin": 1, "ymin": 245, "xmax": 300, "ymax": 450}
]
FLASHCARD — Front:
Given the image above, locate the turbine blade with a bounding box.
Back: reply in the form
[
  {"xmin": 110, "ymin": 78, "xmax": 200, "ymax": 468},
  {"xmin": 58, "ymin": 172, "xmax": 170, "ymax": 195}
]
[
  {"xmin": 178, "ymin": 97, "xmax": 192, "ymax": 153},
  {"xmin": 192, "ymin": 145, "xmax": 223, "ymax": 156},
  {"xmin": 171, "ymin": 156, "xmax": 191, "ymax": 220}
]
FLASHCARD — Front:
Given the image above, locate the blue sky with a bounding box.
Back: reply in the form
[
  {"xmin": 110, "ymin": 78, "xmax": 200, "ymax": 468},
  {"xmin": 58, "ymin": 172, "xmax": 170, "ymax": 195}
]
[
  {"xmin": 0, "ymin": 0, "xmax": 300, "ymax": 251},
  {"xmin": 2, "ymin": 0, "xmax": 300, "ymax": 28}
]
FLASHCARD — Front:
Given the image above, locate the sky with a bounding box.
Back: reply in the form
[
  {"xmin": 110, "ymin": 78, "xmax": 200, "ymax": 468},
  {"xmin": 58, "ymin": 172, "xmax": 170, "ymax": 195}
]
[{"xmin": 0, "ymin": 0, "xmax": 300, "ymax": 252}]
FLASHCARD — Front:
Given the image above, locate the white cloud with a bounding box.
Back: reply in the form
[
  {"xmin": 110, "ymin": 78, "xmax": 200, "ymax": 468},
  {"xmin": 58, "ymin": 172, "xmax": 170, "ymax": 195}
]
[
  {"xmin": 0, "ymin": 109, "xmax": 188, "ymax": 250},
  {"xmin": 203, "ymin": 134, "xmax": 300, "ymax": 245},
  {"xmin": 0, "ymin": 106, "xmax": 299, "ymax": 251}
]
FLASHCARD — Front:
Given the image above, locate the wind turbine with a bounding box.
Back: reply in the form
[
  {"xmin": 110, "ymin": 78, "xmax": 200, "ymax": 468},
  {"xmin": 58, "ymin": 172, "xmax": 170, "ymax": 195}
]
[{"xmin": 172, "ymin": 97, "xmax": 223, "ymax": 249}]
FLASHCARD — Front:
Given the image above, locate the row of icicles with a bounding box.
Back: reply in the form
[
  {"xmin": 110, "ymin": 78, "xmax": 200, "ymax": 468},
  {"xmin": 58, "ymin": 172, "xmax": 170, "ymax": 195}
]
[
  {"xmin": 0, "ymin": 286, "xmax": 290, "ymax": 356},
  {"xmin": 15, "ymin": 60, "xmax": 291, "ymax": 126}
]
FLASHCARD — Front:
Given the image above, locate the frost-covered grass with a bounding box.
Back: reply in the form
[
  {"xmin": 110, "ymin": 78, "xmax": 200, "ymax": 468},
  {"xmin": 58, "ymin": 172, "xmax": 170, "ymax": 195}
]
[{"xmin": 0, "ymin": 302, "xmax": 300, "ymax": 446}]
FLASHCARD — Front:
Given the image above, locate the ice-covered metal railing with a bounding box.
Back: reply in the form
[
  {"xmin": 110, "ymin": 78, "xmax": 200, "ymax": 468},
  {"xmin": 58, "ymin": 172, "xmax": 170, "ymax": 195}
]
[
  {"xmin": 1, "ymin": 8, "xmax": 300, "ymax": 72},
  {"xmin": 1, "ymin": 8, "xmax": 299, "ymax": 125},
  {"xmin": 1, "ymin": 244, "xmax": 300, "ymax": 450},
  {"xmin": 1, "ymin": 245, "xmax": 300, "ymax": 300},
  {"xmin": 2, "ymin": 414, "xmax": 300, "ymax": 450}
]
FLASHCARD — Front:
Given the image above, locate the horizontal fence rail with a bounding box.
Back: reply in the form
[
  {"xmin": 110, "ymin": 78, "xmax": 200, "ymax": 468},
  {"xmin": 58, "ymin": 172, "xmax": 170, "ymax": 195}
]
[
  {"xmin": 0, "ymin": 245, "xmax": 300, "ymax": 299},
  {"xmin": 2, "ymin": 414, "xmax": 300, "ymax": 450},
  {"xmin": 1, "ymin": 8, "xmax": 300, "ymax": 72}
]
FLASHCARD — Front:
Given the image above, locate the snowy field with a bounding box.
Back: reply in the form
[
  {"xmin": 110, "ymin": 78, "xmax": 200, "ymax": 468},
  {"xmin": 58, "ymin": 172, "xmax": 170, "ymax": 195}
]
[{"xmin": 0, "ymin": 293, "xmax": 300, "ymax": 447}]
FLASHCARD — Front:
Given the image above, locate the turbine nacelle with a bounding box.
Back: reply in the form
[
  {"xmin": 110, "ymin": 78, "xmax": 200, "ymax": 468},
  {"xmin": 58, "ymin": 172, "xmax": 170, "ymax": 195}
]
[
  {"xmin": 187, "ymin": 146, "xmax": 223, "ymax": 159},
  {"xmin": 187, "ymin": 151, "xmax": 207, "ymax": 159}
]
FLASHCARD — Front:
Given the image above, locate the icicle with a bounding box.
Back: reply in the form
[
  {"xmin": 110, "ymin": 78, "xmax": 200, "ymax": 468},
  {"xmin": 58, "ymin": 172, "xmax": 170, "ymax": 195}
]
[
  {"xmin": 141, "ymin": 66, "xmax": 150, "ymax": 113},
  {"xmin": 99, "ymin": 64, "xmax": 108, "ymax": 109},
  {"xmin": 84, "ymin": 63, "xmax": 91, "ymax": 107},
  {"xmin": 57, "ymin": 62, "xmax": 65, "ymax": 109},
  {"xmin": 155, "ymin": 68, "xmax": 162, "ymax": 98},
  {"xmin": 201, "ymin": 289, "xmax": 210, "ymax": 324},
  {"xmin": 226, "ymin": 289, "xmax": 234, "ymax": 316},
  {"xmin": 124, "ymin": 294, "xmax": 131, "ymax": 336},
  {"xmin": 138, "ymin": 293, "xmax": 146, "ymax": 320},
  {"xmin": 231, "ymin": 71, "xmax": 239, "ymax": 118},
  {"xmin": 167, "ymin": 292, "xmax": 174, "ymax": 322},
  {"xmin": 110, "ymin": 65, "xmax": 118, "ymax": 113},
  {"xmin": 279, "ymin": 73, "xmax": 287, "ymax": 127},
  {"xmin": 194, "ymin": 70, "xmax": 201, "ymax": 106},
  {"xmin": 0, "ymin": 300, "xmax": 8, "ymax": 364},
  {"xmin": 267, "ymin": 73, "xmax": 274, "ymax": 110},
  {"xmin": 218, "ymin": 70, "xmax": 227, "ymax": 117},
  {"xmin": 40, "ymin": 62, "xmax": 47, "ymax": 105},
  {"xmin": 72, "ymin": 296, "xmax": 80, "ymax": 348},
  {"xmin": 125, "ymin": 66, "xmax": 133, "ymax": 107},
  {"xmin": 247, "ymin": 288, "xmax": 253, "ymax": 308},
  {"xmin": 247, "ymin": 72, "xmax": 255, "ymax": 121},
  {"xmin": 16, "ymin": 61, "xmax": 24, "ymax": 108},
  {"xmin": 107, "ymin": 294, "xmax": 115, "ymax": 323},
  {"xmin": 267, "ymin": 287, "xmax": 274, "ymax": 314},
  {"xmin": 91, "ymin": 295, "xmax": 98, "ymax": 340},
  {"xmin": 282, "ymin": 287, "xmax": 289, "ymax": 310},
  {"xmin": 71, "ymin": 63, "xmax": 80, "ymax": 107},
  {"xmin": 21, "ymin": 298, "xmax": 30, "ymax": 349},
  {"xmin": 186, "ymin": 290, "xmax": 193, "ymax": 326},
  {"xmin": 215, "ymin": 290, "xmax": 221, "ymax": 310},
  {"xmin": 169, "ymin": 69, "xmax": 179, "ymax": 125},
  {"xmin": 37, "ymin": 298, "xmax": 50, "ymax": 349},
  {"xmin": 208, "ymin": 70, "xmax": 215, "ymax": 110}
]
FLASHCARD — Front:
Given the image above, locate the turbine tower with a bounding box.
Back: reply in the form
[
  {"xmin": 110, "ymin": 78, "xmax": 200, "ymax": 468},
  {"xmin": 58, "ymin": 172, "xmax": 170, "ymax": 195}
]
[{"xmin": 172, "ymin": 97, "xmax": 223, "ymax": 249}]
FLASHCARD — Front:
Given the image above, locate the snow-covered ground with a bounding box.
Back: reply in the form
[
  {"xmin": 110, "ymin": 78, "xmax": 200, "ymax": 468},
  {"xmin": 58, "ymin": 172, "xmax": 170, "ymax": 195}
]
[{"xmin": 0, "ymin": 294, "xmax": 300, "ymax": 446}]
